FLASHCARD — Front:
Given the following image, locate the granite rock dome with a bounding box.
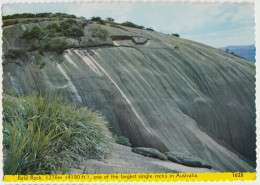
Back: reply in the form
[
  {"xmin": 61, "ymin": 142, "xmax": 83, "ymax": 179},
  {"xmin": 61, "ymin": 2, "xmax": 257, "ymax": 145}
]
[{"xmin": 2, "ymin": 17, "xmax": 256, "ymax": 172}]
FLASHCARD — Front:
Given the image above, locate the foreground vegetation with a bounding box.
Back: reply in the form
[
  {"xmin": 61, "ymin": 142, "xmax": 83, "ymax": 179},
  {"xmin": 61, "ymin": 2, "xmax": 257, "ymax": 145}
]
[{"xmin": 3, "ymin": 91, "xmax": 114, "ymax": 175}]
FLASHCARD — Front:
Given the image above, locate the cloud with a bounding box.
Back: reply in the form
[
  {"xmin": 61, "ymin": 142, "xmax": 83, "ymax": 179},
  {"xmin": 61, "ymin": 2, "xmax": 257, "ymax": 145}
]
[{"xmin": 231, "ymin": 3, "xmax": 255, "ymax": 23}]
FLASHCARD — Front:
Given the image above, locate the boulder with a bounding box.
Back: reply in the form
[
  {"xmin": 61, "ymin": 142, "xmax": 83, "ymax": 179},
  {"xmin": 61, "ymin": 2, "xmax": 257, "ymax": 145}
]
[
  {"xmin": 166, "ymin": 152, "xmax": 212, "ymax": 169},
  {"xmin": 132, "ymin": 147, "xmax": 167, "ymax": 160},
  {"xmin": 132, "ymin": 37, "xmax": 148, "ymax": 45}
]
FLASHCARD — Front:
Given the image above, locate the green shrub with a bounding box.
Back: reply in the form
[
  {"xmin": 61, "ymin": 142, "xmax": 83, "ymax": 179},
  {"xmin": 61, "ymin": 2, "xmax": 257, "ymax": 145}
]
[
  {"xmin": 174, "ymin": 45, "xmax": 179, "ymax": 50},
  {"xmin": 171, "ymin": 33, "xmax": 180, "ymax": 37},
  {"xmin": 39, "ymin": 60, "xmax": 46, "ymax": 69},
  {"xmin": 3, "ymin": 13, "xmax": 77, "ymax": 20},
  {"xmin": 80, "ymin": 18, "xmax": 89, "ymax": 27},
  {"xmin": 47, "ymin": 23, "xmax": 62, "ymax": 32},
  {"xmin": 69, "ymin": 27, "xmax": 84, "ymax": 37},
  {"xmin": 3, "ymin": 92, "xmax": 114, "ymax": 175},
  {"xmin": 35, "ymin": 13, "xmax": 51, "ymax": 18},
  {"xmin": 106, "ymin": 17, "xmax": 114, "ymax": 22},
  {"xmin": 19, "ymin": 18, "xmax": 84, "ymax": 42},
  {"xmin": 4, "ymin": 49, "xmax": 25, "ymax": 59},
  {"xmin": 114, "ymin": 135, "xmax": 132, "ymax": 147},
  {"xmin": 43, "ymin": 40, "xmax": 69, "ymax": 54},
  {"xmin": 97, "ymin": 20, "xmax": 106, "ymax": 25},
  {"xmin": 121, "ymin": 21, "xmax": 144, "ymax": 29},
  {"xmin": 20, "ymin": 19, "xmax": 34, "ymax": 24},
  {"xmin": 45, "ymin": 23, "xmax": 64, "ymax": 37},
  {"xmin": 51, "ymin": 13, "xmax": 76, "ymax": 18},
  {"xmin": 65, "ymin": 19, "xmax": 78, "ymax": 25},
  {"xmin": 4, "ymin": 13, "xmax": 35, "ymax": 19},
  {"xmin": 32, "ymin": 19, "xmax": 42, "ymax": 23},
  {"xmin": 91, "ymin": 17, "xmax": 102, "ymax": 21},
  {"xmin": 2, "ymin": 19, "xmax": 19, "ymax": 27},
  {"xmin": 59, "ymin": 20, "xmax": 84, "ymax": 37},
  {"xmin": 28, "ymin": 43, "xmax": 39, "ymax": 51},
  {"xmin": 90, "ymin": 17, "xmax": 106, "ymax": 25},
  {"xmin": 146, "ymin": 27, "xmax": 154, "ymax": 31},
  {"xmin": 60, "ymin": 20, "xmax": 71, "ymax": 30},
  {"xmin": 90, "ymin": 26, "xmax": 109, "ymax": 38},
  {"xmin": 47, "ymin": 28, "xmax": 59, "ymax": 37},
  {"xmin": 21, "ymin": 26, "xmax": 46, "ymax": 40},
  {"xmin": 3, "ymin": 14, "xmax": 20, "ymax": 20}
]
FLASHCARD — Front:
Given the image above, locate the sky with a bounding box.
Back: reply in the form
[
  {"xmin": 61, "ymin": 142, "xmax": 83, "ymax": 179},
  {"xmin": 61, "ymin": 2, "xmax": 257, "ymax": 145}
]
[{"xmin": 2, "ymin": 2, "xmax": 255, "ymax": 48}]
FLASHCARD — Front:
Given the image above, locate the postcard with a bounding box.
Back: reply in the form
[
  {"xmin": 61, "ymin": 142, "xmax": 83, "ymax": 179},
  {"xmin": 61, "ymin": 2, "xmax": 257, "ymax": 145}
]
[{"xmin": 1, "ymin": 0, "xmax": 258, "ymax": 183}]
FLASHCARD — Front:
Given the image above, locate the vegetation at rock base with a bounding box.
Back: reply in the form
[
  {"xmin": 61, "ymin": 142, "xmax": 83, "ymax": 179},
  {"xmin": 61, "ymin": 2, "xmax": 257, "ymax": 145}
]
[
  {"xmin": 114, "ymin": 135, "xmax": 132, "ymax": 147},
  {"xmin": 3, "ymin": 91, "xmax": 114, "ymax": 175}
]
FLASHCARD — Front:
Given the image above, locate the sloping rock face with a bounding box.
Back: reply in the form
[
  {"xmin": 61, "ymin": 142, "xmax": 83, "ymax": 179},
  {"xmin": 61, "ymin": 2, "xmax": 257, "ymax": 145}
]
[{"xmin": 3, "ymin": 20, "xmax": 255, "ymax": 172}]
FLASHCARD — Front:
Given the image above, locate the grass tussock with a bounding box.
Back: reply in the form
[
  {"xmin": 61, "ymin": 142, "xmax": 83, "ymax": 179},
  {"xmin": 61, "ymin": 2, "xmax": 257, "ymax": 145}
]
[{"xmin": 3, "ymin": 92, "xmax": 114, "ymax": 175}]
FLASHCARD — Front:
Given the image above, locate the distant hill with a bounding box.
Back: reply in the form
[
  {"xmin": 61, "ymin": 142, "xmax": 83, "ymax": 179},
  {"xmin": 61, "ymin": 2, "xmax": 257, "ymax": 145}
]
[{"xmin": 219, "ymin": 45, "xmax": 256, "ymax": 62}]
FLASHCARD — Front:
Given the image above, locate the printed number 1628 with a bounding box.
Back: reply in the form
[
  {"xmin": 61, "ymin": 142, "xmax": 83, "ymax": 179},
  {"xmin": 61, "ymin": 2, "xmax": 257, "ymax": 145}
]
[{"xmin": 233, "ymin": 173, "xmax": 243, "ymax": 177}]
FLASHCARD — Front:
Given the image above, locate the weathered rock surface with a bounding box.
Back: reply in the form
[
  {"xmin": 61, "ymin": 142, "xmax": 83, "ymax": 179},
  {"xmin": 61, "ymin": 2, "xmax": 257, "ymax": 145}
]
[
  {"xmin": 166, "ymin": 152, "xmax": 212, "ymax": 169},
  {"xmin": 3, "ymin": 20, "xmax": 256, "ymax": 172},
  {"xmin": 70, "ymin": 144, "xmax": 217, "ymax": 174},
  {"xmin": 132, "ymin": 147, "xmax": 168, "ymax": 160}
]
